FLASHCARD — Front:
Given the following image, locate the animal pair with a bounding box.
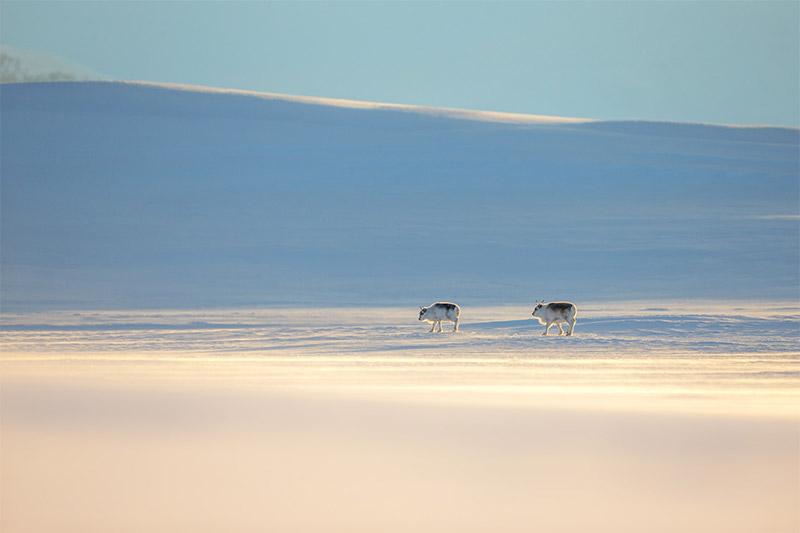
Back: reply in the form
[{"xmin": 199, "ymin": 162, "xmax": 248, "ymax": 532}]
[{"xmin": 419, "ymin": 301, "xmax": 578, "ymax": 336}]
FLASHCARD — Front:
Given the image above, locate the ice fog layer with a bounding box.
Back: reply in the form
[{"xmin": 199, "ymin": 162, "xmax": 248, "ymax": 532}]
[{"xmin": 1, "ymin": 81, "xmax": 797, "ymax": 310}]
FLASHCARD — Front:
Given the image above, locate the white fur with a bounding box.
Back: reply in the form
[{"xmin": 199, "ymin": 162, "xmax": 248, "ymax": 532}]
[
  {"xmin": 532, "ymin": 301, "xmax": 577, "ymax": 336},
  {"xmin": 419, "ymin": 302, "xmax": 461, "ymax": 332}
]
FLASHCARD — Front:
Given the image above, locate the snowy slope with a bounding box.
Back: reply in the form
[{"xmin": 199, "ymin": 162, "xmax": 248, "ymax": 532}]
[{"xmin": 1, "ymin": 81, "xmax": 798, "ymax": 311}]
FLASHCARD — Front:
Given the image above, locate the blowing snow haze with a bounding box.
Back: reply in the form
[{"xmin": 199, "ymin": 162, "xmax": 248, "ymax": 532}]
[
  {"xmin": 1, "ymin": 81, "xmax": 798, "ymax": 311},
  {"xmin": 0, "ymin": 44, "xmax": 110, "ymax": 83}
]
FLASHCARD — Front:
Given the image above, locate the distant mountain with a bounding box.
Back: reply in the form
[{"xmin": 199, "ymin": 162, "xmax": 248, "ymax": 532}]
[{"xmin": 0, "ymin": 44, "xmax": 110, "ymax": 83}]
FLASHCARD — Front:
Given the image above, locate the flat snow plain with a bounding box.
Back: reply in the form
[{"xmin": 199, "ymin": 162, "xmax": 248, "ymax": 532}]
[
  {"xmin": 2, "ymin": 301, "xmax": 798, "ymax": 532},
  {"xmin": 3, "ymin": 301, "xmax": 798, "ymax": 416}
]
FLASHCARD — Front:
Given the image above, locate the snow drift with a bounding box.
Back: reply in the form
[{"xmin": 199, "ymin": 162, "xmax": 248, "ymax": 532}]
[{"xmin": 1, "ymin": 81, "xmax": 797, "ymax": 311}]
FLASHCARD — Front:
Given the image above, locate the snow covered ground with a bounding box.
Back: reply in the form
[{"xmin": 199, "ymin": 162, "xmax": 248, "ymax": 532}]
[
  {"xmin": 2, "ymin": 81, "xmax": 798, "ymax": 310},
  {"xmin": 3, "ymin": 301, "xmax": 798, "ymax": 416},
  {"xmin": 1, "ymin": 82, "xmax": 798, "ymax": 532},
  {"xmin": 2, "ymin": 302, "xmax": 798, "ymax": 532}
]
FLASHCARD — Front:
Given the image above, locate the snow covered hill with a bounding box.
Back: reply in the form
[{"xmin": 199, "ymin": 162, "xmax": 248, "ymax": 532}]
[{"xmin": 1, "ymin": 81, "xmax": 798, "ymax": 311}]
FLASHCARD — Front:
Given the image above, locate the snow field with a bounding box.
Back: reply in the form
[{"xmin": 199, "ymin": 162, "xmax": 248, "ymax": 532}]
[
  {"xmin": 1, "ymin": 81, "xmax": 798, "ymax": 533},
  {"xmin": 2, "ymin": 82, "xmax": 798, "ymax": 310},
  {"xmin": 3, "ymin": 302, "xmax": 797, "ymax": 417},
  {"xmin": 2, "ymin": 303, "xmax": 798, "ymax": 533}
]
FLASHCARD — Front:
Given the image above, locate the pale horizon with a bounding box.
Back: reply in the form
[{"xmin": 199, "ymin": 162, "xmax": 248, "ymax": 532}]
[{"xmin": 2, "ymin": 1, "xmax": 798, "ymax": 127}]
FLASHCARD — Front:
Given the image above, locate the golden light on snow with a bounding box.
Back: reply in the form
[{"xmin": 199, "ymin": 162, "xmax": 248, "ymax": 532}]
[{"xmin": 2, "ymin": 302, "xmax": 798, "ymax": 532}]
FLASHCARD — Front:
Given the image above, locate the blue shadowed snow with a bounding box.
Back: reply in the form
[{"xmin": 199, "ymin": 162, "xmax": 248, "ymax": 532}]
[{"xmin": 1, "ymin": 82, "xmax": 798, "ymax": 310}]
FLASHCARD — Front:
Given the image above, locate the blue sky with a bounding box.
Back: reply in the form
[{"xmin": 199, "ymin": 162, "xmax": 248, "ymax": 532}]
[{"xmin": 2, "ymin": 1, "xmax": 798, "ymax": 126}]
